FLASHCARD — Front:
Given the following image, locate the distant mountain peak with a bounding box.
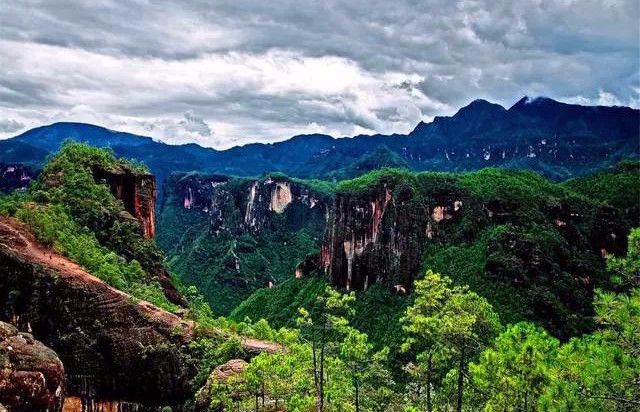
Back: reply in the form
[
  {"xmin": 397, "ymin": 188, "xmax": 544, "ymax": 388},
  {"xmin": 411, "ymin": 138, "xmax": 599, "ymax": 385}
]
[
  {"xmin": 448, "ymin": 98, "xmax": 507, "ymax": 124},
  {"xmin": 509, "ymin": 95, "xmax": 556, "ymax": 110}
]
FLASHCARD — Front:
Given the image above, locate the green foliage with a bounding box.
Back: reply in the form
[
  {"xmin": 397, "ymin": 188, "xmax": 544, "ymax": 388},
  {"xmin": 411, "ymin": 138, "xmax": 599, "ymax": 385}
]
[
  {"xmin": 189, "ymin": 335, "xmax": 245, "ymax": 387},
  {"xmin": 336, "ymin": 167, "xmax": 420, "ymax": 194},
  {"xmin": 540, "ymin": 288, "xmax": 640, "ymax": 411},
  {"xmin": 564, "ymin": 160, "xmax": 640, "ymax": 213},
  {"xmin": 608, "ymin": 228, "xmax": 640, "ymax": 287},
  {"xmin": 0, "ymin": 142, "xmax": 177, "ymax": 311},
  {"xmin": 157, "ymin": 173, "xmax": 329, "ymax": 314},
  {"xmin": 470, "ymin": 322, "xmax": 559, "ymax": 412},
  {"xmin": 230, "ymin": 277, "xmax": 329, "ymax": 327},
  {"xmin": 402, "ymin": 271, "xmax": 501, "ymax": 412}
]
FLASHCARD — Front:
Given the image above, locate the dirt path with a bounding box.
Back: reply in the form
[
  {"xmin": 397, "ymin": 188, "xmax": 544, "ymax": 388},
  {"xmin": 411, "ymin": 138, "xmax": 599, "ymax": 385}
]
[
  {"xmin": 0, "ymin": 215, "xmax": 283, "ymax": 355},
  {"xmin": 0, "ymin": 215, "xmax": 190, "ymax": 331}
]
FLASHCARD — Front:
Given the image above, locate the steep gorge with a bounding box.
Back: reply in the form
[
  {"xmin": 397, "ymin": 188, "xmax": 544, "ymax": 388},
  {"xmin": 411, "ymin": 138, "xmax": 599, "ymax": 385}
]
[
  {"xmin": 157, "ymin": 173, "xmax": 330, "ymax": 313},
  {"xmin": 234, "ymin": 165, "xmax": 638, "ymax": 340}
]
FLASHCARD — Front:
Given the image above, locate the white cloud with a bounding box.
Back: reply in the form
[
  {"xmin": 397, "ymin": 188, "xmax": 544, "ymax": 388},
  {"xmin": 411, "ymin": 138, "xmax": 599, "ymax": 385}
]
[
  {"xmin": 0, "ymin": 118, "xmax": 24, "ymax": 133},
  {"xmin": 596, "ymin": 90, "xmax": 622, "ymax": 106},
  {"xmin": 0, "ymin": 0, "xmax": 637, "ymax": 147}
]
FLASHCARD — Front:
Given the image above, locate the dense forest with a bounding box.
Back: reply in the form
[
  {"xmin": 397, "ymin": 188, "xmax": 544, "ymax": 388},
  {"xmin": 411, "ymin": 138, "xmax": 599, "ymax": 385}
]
[{"xmin": 0, "ymin": 143, "xmax": 638, "ymax": 411}]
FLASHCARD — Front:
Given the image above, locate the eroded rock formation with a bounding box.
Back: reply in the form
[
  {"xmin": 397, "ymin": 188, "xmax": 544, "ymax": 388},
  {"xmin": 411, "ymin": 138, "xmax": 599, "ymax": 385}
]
[
  {"xmin": 321, "ymin": 183, "xmax": 464, "ymax": 290},
  {"xmin": 92, "ymin": 167, "xmax": 156, "ymax": 239},
  {"xmin": 0, "ymin": 321, "xmax": 64, "ymax": 412},
  {"xmin": 0, "ymin": 216, "xmax": 195, "ymax": 410},
  {"xmin": 169, "ymin": 174, "xmax": 327, "ymax": 236},
  {"xmin": 319, "ymin": 174, "xmax": 629, "ymax": 299},
  {"xmin": 194, "ymin": 359, "xmax": 248, "ymax": 412},
  {"xmin": 0, "ymin": 216, "xmax": 281, "ymax": 411}
]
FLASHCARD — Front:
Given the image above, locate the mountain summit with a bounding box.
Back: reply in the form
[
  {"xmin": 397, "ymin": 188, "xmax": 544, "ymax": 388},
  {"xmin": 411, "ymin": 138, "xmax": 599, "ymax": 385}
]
[{"xmin": 2, "ymin": 97, "xmax": 638, "ymax": 183}]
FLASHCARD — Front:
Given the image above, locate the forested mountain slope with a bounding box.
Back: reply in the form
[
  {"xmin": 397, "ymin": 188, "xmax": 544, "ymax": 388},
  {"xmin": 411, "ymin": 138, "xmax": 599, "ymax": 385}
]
[
  {"xmin": 231, "ymin": 162, "xmax": 639, "ymax": 340},
  {"xmin": 0, "ymin": 143, "xmax": 279, "ymax": 411}
]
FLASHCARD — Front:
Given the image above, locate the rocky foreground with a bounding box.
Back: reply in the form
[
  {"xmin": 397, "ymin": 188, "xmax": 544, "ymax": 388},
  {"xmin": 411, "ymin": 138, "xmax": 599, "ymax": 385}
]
[{"xmin": 0, "ymin": 216, "xmax": 278, "ymax": 411}]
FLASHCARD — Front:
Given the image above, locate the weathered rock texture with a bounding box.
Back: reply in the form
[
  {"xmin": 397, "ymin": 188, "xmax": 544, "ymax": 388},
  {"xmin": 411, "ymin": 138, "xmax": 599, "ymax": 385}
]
[
  {"xmin": 171, "ymin": 174, "xmax": 327, "ymax": 236},
  {"xmin": 322, "ymin": 181, "xmax": 465, "ymax": 290},
  {"xmin": 92, "ymin": 167, "xmax": 156, "ymax": 239},
  {"xmin": 157, "ymin": 173, "xmax": 330, "ymax": 313},
  {"xmin": 0, "ymin": 321, "xmax": 64, "ymax": 412},
  {"xmin": 91, "ymin": 166, "xmax": 186, "ymax": 307},
  {"xmin": 0, "ymin": 216, "xmax": 282, "ymax": 411},
  {"xmin": 194, "ymin": 359, "xmax": 248, "ymax": 412},
  {"xmin": 321, "ymin": 172, "xmax": 630, "ymax": 294},
  {"xmin": 0, "ymin": 216, "xmax": 195, "ymax": 410}
]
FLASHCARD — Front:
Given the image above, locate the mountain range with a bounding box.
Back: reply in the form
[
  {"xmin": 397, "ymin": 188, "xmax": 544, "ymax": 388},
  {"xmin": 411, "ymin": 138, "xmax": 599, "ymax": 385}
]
[{"xmin": 2, "ymin": 96, "xmax": 638, "ymax": 191}]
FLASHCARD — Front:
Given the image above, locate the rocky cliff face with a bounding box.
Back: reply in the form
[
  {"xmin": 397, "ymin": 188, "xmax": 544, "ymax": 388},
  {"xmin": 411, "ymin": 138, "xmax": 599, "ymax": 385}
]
[
  {"xmin": 0, "ymin": 216, "xmax": 195, "ymax": 410},
  {"xmin": 321, "ymin": 179, "xmax": 465, "ymax": 290},
  {"xmin": 172, "ymin": 174, "xmax": 326, "ymax": 235},
  {"xmin": 91, "ymin": 166, "xmax": 187, "ymax": 307},
  {"xmin": 0, "ymin": 215, "xmax": 283, "ymax": 411},
  {"xmin": 0, "ymin": 321, "xmax": 64, "ymax": 412},
  {"xmin": 318, "ymin": 170, "xmax": 634, "ymax": 338},
  {"xmin": 157, "ymin": 173, "xmax": 330, "ymax": 313},
  {"xmin": 92, "ymin": 167, "xmax": 156, "ymax": 239},
  {"xmin": 321, "ymin": 171, "xmax": 629, "ymax": 293}
]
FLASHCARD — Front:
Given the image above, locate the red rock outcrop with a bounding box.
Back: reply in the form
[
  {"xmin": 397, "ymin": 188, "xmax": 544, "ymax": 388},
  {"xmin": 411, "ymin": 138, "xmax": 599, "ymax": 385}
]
[
  {"xmin": 0, "ymin": 216, "xmax": 194, "ymax": 409},
  {"xmin": 0, "ymin": 216, "xmax": 286, "ymax": 411},
  {"xmin": 194, "ymin": 359, "xmax": 248, "ymax": 412},
  {"xmin": 0, "ymin": 321, "xmax": 64, "ymax": 412},
  {"xmin": 92, "ymin": 167, "xmax": 156, "ymax": 239}
]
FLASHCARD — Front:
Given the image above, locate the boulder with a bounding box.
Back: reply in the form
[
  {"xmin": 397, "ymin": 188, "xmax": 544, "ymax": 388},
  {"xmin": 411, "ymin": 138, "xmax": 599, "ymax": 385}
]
[{"xmin": 0, "ymin": 321, "xmax": 64, "ymax": 412}]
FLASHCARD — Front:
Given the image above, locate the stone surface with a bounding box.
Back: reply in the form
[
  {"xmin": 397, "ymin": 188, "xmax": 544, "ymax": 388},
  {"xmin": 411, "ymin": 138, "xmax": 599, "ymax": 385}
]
[
  {"xmin": 0, "ymin": 216, "xmax": 196, "ymax": 409},
  {"xmin": 92, "ymin": 167, "xmax": 156, "ymax": 239},
  {"xmin": 321, "ymin": 183, "xmax": 464, "ymax": 290},
  {"xmin": 169, "ymin": 174, "xmax": 327, "ymax": 236},
  {"xmin": 194, "ymin": 359, "xmax": 248, "ymax": 412},
  {"xmin": 0, "ymin": 321, "xmax": 64, "ymax": 412},
  {"xmin": 91, "ymin": 165, "xmax": 186, "ymax": 307},
  {"xmin": 0, "ymin": 216, "xmax": 285, "ymax": 410}
]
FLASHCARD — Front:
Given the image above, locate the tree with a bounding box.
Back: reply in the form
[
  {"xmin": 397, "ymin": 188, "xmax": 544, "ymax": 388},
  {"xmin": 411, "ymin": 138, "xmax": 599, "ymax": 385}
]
[
  {"xmin": 297, "ymin": 287, "xmax": 355, "ymax": 412},
  {"xmin": 401, "ymin": 271, "xmax": 453, "ymax": 412},
  {"xmin": 402, "ymin": 271, "xmax": 501, "ymax": 412},
  {"xmin": 470, "ymin": 322, "xmax": 559, "ymax": 411},
  {"xmin": 340, "ymin": 327, "xmax": 371, "ymax": 412},
  {"xmin": 541, "ymin": 289, "xmax": 640, "ymax": 411},
  {"xmin": 607, "ymin": 227, "xmax": 640, "ymax": 288}
]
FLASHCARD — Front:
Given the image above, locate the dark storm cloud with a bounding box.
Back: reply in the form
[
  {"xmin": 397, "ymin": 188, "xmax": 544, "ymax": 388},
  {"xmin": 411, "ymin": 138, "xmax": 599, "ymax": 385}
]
[{"xmin": 0, "ymin": 0, "xmax": 638, "ymax": 147}]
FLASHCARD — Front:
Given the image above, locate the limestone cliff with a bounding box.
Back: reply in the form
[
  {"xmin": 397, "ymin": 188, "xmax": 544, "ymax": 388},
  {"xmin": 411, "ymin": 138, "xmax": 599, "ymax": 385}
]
[
  {"xmin": 0, "ymin": 321, "xmax": 64, "ymax": 412},
  {"xmin": 157, "ymin": 173, "xmax": 331, "ymax": 313},
  {"xmin": 321, "ymin": 178, "xmax": 464, "ymax": 290},
  {"xmin": 318, "ymin": 169, "xmax": 631, "ymax": 338},
  {"xmin": 169, "ymin": 173, "xmax": 326, "ymax": 235},
  {"xmin": 92, "ymin": 167, "xmax": 156, "ymax": 239}
]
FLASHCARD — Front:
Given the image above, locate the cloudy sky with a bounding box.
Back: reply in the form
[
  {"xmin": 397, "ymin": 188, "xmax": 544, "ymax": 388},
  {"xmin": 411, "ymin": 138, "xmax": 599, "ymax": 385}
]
[{"xmin": 1, "ymin": 1, "xmax": 638, "ymax": 148}]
